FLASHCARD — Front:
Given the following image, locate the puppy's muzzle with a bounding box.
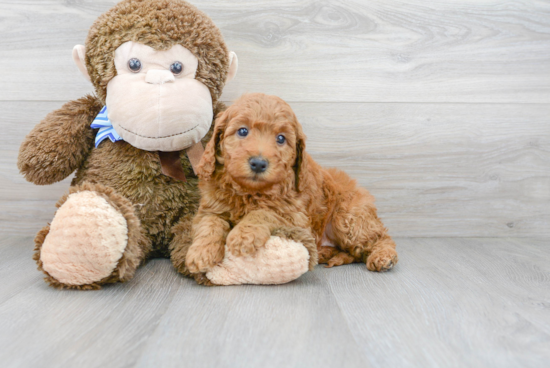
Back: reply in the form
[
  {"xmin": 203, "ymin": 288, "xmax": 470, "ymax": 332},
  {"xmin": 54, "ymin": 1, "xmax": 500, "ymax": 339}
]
[{"xmin": 249, "ymin": 156, "xmax": 268, "ymax": 174}]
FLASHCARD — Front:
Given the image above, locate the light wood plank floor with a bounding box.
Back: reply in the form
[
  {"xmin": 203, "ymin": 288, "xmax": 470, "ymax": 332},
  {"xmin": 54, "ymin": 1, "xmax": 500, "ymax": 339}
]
[{"xmin": 1, "ymin": 235, "xmax": 548, "ymax": 368}]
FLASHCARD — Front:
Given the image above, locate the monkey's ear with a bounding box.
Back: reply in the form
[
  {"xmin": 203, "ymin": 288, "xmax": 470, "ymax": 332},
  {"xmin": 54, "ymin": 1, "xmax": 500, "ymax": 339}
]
[
  {"xmin": 196, "ymin": 109, "xmax": 230, "ymax": 179},
  {"xmin": 72, "ymin": 45, "xmax": 91, "ymax": 82},
  {"xmin": 226, "ymin": 52, "xmax": 238, "ymax": 83}
]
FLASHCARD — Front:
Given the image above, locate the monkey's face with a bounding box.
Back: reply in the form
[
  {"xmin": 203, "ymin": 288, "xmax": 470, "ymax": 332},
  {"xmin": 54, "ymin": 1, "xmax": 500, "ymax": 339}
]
[
  {"xmin": 73, "ymin": 0, "xmax": 238, "ymax": 154},
  {"xmin": 105, "ymin": 41, "xmax": 213, "ymax": 152}
]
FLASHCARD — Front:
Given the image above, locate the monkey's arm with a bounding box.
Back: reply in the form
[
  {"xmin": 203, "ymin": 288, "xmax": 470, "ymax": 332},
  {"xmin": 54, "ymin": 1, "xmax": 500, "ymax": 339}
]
[{"xmin": 18, "ymin": 95, "xmax": 102, "ymax": 185}]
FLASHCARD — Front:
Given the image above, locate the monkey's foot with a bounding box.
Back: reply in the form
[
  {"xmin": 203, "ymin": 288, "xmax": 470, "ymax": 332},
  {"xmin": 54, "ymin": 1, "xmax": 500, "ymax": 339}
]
[
  {"xmin": 205, "ymin": 236, "xmax": 310, "ymax": 285},
  {"xmin": 35, "ymin": 184, "xmax": 147, "ymax": 289}
]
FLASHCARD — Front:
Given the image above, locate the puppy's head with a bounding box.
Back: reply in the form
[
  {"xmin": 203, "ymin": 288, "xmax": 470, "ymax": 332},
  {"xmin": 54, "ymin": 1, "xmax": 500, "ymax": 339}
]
[{"xmin": 197, "ymin": 93, "xmax": 307, "ymax": 192}]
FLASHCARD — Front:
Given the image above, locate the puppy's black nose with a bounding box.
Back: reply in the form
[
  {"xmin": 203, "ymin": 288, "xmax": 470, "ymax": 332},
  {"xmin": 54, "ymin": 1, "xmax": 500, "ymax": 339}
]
[{"xmin": 249, "ymin": 157, "xmax": 268, "ymax": 174}]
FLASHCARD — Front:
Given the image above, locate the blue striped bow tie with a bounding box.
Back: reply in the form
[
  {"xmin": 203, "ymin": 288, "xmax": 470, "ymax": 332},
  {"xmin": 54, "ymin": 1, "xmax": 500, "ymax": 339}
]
[{"xmin": 90, "ymin": 106, "xmax": 123, "ymax": 147}]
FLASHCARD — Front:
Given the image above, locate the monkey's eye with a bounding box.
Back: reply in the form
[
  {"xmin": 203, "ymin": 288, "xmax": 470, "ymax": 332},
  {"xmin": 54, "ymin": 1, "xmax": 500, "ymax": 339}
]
[
  {"xmin": 170, "ymin": 61, "xmax": 183, "ymax": 75},
  {"xmin": 127, "ymin": 58, "xmax": 142, "ymax": 73},
  {"xmin": 237, "ymin": 128, "xmax": 249, "ymax": 137},
  {"xmin": 276, "ymin": 135, "xmax": 286, "ymax": 145}
]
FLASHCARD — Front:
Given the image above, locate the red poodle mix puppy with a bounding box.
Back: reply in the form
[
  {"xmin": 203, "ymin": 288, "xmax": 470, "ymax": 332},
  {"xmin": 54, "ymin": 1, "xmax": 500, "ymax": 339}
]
[{"xmin": 185, "ymin": 93, "xmax": 398, "ymax": 274}]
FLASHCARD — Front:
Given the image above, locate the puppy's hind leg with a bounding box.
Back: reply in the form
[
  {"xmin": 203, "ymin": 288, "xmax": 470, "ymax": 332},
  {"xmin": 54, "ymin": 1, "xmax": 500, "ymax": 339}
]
[
  {"xmin": 327, "ymin": 170, "xmax": 398, "ymax": 272},
  {"xmin": 318, "ymin": 230, "xmax": 359, "ymax": 268}
]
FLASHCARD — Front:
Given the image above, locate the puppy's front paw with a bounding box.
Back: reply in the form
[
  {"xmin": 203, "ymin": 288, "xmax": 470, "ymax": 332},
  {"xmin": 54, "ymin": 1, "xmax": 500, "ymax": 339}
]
[
  {"xmin": 366, "ymin": 248, "xmax": 398, "ymax": 272},
  {"xmin": 226, "ymin": 225, "xmax": 270, "ymax": 257},
  {"xmin": 185, "ymin": 241, "xmax": 225, "ymax": 273}
]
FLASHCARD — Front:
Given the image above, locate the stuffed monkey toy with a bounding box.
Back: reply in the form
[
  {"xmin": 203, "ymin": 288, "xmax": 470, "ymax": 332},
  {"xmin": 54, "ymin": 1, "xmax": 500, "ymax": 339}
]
[{"xmin": 18, "ymin": 0, "xmax": 312, "ymax": 289}]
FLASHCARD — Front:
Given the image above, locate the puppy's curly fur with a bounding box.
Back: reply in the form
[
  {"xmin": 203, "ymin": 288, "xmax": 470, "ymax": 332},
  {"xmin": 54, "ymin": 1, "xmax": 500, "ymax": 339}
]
[{"xmin": 186, "ymin": 93, "xmax": 398, "ymax": 273}]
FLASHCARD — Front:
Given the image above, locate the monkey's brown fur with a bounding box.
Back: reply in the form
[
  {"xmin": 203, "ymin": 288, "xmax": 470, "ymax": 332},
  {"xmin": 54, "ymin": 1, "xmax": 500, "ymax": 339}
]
[
  {"xmin": 186, "ymin": 94, "xmax": 398, "ymax": 274},
  {"xmin": 18, "ymin": 0, "xmax": 231, "ymax": 289},
  {"xmin": 86, "ymin": 0, "xmax": 230, "ymax": 104}
]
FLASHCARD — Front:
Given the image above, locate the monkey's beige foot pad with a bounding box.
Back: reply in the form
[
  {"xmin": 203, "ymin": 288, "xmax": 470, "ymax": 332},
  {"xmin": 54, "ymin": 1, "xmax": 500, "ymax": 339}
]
[
  {"xmin": 206, "ymin": 236, "xmax": 310, "ymax": 285},
  {"xmin": 40, "ymin": 191, "xmax": 128, "ymax": 286}
]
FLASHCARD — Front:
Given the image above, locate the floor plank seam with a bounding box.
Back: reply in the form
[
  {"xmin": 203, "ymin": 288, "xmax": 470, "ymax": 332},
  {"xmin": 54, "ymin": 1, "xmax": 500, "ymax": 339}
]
[
  {"xmin": 317, "ymin": 269, "xmax": 373, "ymax": 367},
  {"xmin": 126, "ymin": 270, "xmax": 181, "ymax": 367},
  {"xmin": 0, "ymin": 278, "xmax": 43, "ymax": 308}
]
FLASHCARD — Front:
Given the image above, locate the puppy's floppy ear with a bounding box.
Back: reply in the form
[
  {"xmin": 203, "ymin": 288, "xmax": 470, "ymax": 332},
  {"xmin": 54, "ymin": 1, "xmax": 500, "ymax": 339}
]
[
  {"xmin": 196, "ymin": 109, "xmax": 230, "ymax": 179},
  {"xmin": 293, "ymin": 126, "xmax": 309, "ymax": 192}
]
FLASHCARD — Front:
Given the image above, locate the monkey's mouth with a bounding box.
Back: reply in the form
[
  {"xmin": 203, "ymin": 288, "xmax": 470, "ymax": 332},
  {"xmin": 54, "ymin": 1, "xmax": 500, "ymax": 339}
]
[
  {"xmin": 113, "ymin": 120, "xmax": 206, "ymax": 152},
  {"xmin": 116, "ymin": 123, "xmax": 199, "ymax": 139}
]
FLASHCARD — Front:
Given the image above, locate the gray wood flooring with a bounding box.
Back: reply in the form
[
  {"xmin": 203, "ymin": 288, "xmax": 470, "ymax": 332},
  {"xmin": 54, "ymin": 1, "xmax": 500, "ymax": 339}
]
[{"xmin": 0, "ymin": 236, "xmax": 548, "ymax": 368}]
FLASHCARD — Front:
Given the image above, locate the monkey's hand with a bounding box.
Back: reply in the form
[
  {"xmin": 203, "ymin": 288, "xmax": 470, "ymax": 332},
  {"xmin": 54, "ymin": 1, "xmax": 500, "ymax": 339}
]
[{"xmin": 17, "ymin": 95, "xmax": 101, "ymax": 185}]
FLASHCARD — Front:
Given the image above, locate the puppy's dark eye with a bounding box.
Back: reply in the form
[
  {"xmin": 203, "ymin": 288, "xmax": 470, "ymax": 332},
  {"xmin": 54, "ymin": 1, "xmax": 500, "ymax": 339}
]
[
  {"xmin": 237, "ymin": 128, "xmax": 249, "ymax": 137},
  {"xmin": 128, "ymin": 58, "xmax": 142, "ymax": 73},
  {"xmin": 170, "ymin": 61, "xmax": 183, "ymax": 75},
  {"xmin": 276, "ymin": 135, "xmax": 286, "ymax": 145}
]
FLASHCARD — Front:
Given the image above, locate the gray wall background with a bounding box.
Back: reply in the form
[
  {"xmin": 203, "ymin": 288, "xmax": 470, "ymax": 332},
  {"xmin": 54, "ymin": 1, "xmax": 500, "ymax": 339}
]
[{"xmin": 1, "ymin": 0, "xmax": 549, "ymax": 237}]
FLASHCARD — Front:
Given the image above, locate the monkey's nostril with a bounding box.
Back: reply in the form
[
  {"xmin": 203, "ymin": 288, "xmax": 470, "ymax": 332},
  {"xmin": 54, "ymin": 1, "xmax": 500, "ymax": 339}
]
[
  {"xmin": 249, "ymin": 157, "xmax": 268, "ymax": 174},
  {"xmin": 145, "ymin": 69, "xmax": 176, "ymax": 84}
]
